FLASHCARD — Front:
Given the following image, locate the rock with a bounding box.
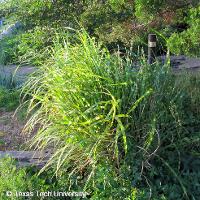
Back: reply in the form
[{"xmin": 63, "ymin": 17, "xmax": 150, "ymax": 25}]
[
  {"xmin": 0, "ymin": 150, "xmax": 52, "ymax": 168},
  {"xmin": 158, "ymin": 55, "xmax": 200, "ymax": 72},
  {"xmin": 0, "ymin": 65, "xmax": 35, "ymax": 87}
]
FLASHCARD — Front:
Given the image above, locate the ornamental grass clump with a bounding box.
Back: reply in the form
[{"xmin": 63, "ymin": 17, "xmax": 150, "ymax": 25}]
[{"xmin": 22, "ymin": 31, "xmax": 188, "ymax": 196}]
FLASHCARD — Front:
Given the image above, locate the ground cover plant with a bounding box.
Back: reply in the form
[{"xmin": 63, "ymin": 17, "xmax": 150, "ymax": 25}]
[
  {"xmin": 0, "ymin": 157, "xmax": 81, "ymax": 200},
  {"xmin": 20, "ymin": 31, "xmax": 200, "ymax": 199}
]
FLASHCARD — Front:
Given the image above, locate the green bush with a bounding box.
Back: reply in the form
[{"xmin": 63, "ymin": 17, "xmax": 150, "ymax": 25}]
[
  {"xmin": 1, "ymin": 0, "xmax": 199, "ymax": 59},
  {"xmin": 0, "ymin": 34, "xmax": 19, "ymax": 65},
  {"xmin": 21, "ymin": 31, "xmax": 200, "ymax": 199},
  {"xmin": 14, "ymin": 27, "xmax": 54, "ymax": 65},
  {"xmin": 167, "ymin": 5, "xmax": 200, "ymax": 57},
  {"xmin": 0, "ymin": 28, "xmax": 50, "ymax": 65},
  {"xmin": 0, "ymin": 25, "xmax": 74, "ymax": 65}
]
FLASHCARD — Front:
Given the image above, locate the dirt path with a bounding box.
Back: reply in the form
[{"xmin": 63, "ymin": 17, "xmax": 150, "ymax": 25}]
[
  {"xmin": 0, "ymin": 111, "xmax": 27, "ymax": 150},
  {"xmin": 0, "ymin": 65, "xmax": 35, "ymax": 151}
]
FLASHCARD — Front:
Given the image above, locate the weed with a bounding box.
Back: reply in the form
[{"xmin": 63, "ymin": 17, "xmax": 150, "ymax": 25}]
[{"xmin": 0, "ymin": 87, "xmax": 20, "ymax": 111}]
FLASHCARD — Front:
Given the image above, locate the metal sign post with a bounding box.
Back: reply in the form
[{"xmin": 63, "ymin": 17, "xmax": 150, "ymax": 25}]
[{"xmin": 148, "ymin": 34, "xmax": 157, "ymax": 64}]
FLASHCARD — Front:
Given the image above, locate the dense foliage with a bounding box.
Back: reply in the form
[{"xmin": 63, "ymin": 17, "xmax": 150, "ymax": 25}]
[
  {"xmin": 0, "ymin": 0, "xmax": 199, "ymax": 65},
  {"xmin": 0, "ymin": 0, "xmax": 200, "ymax": 199},
  {"xmin": 20, "ymin": 32, "xmax": 200, "ymax": 199},
  {"xmin": 0, "ymin": 157, "xmax": 85, "ymax": 200},
  {"xmin": 167, "ymin": 5, "xmax": 200, "ymax": 56}
]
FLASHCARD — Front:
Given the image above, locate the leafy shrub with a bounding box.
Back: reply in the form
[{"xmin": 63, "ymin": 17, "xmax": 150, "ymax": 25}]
[
  {"xmin": 14, "ymin": 27, "xmax": 53, "ymax": 65},
  {"xmin": 135, "ymin": 0, "xmax": 164, "ymax": 22},
  {"xmin": 0, "ymin": 28, "xmax": 49, "ymax": 65},
  {"xmin": 167, "ymin": 5, "xmax": 200, "ymax": 57},
  {"xmin": 0, "ymin": 25, "xmax": 74, "ymax": 65},
  {"xmin": 0, "ymin": 33, "xmax": 19, "ymax": 65},
  {"xmin": 1, "ymin": 0, "xmax": 199, "ymax": 58}
]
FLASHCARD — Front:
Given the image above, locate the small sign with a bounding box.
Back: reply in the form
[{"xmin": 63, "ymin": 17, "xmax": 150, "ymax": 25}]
[{"xmin": 148, "ymin": 41, "xmax": 156, "ymax": 47}]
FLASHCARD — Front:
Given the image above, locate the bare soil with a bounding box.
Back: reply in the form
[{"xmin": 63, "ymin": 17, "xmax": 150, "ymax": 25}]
[{"xmin": 0, "ymin": 111, "xmax": 28, "ymax": 150}]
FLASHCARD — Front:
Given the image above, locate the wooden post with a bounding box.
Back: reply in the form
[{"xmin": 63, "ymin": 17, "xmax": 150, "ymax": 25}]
[{"xmin": 148, "ymin": 34, "xmax": 157, "ymax": 64}]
